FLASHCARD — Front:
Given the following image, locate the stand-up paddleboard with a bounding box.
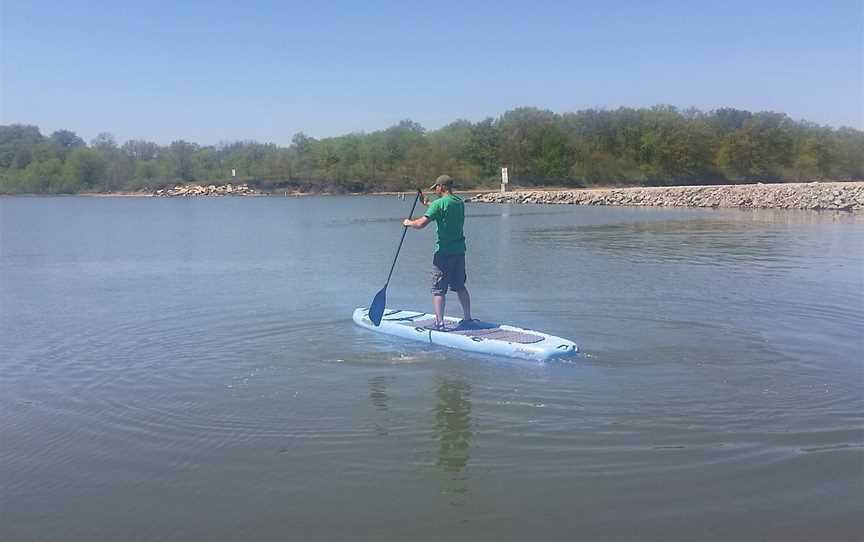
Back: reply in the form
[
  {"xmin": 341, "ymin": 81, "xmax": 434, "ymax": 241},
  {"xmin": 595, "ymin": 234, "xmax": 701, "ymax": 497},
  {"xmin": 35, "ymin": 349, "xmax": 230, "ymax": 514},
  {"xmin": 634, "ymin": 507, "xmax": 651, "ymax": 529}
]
[{"xmin": 353, "ymin": 307, "xmax": 578, "ymax": 362}]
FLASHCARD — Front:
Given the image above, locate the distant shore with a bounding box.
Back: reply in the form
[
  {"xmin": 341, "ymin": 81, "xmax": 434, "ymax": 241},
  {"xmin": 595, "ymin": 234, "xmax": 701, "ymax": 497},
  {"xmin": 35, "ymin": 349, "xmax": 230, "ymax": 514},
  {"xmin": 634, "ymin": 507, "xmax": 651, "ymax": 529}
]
[
  {"xmin": 4, "ymin": 181, "xmax": 862, "ymax": 211},
  {"xmin": 470, "ymin": 181, "xmax": 864, "ymax": 211}
]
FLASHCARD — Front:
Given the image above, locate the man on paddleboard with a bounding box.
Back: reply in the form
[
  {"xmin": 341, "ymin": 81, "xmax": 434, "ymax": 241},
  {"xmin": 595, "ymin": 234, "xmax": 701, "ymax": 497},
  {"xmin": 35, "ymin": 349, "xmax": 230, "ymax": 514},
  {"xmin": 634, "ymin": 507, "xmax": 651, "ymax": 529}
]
[{"xmin": 402, "ymin": 175, "xmax": 477, "ymax": 330}]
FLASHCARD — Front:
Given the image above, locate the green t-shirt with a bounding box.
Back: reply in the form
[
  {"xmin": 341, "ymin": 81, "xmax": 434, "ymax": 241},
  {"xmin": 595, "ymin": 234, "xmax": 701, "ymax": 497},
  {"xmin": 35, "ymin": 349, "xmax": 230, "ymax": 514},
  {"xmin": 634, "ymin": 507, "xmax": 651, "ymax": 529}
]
[{"xmin": 424, "ymin": 194, "xmax": 466, "ymax": 254}]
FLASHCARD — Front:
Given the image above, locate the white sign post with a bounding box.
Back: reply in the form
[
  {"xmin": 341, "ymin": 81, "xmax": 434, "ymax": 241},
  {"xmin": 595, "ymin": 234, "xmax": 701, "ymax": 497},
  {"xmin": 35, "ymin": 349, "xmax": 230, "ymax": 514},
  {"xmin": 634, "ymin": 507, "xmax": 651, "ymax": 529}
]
[
  {"xmin": 231, "ymin": 169, "xmax": 236, "ymax": 178},
  {"xmin": 501, "ymin": 167, "xmax": 509, "ymax": 193}
]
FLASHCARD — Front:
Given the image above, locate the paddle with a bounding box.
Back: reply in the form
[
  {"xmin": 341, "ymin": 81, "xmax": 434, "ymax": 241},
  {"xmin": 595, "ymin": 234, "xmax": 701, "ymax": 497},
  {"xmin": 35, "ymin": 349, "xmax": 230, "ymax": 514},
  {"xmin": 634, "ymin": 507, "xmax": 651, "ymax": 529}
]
[{"xmin": 369, "ymin": 189, "xmax": 423, "ymax": 326}]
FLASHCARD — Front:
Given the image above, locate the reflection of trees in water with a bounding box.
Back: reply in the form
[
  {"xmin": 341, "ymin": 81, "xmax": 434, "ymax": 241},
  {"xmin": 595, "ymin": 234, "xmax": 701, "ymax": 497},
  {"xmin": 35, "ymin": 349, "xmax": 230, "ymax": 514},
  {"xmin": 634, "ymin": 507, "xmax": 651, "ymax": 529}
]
[
  {"xmin": 519, "ymin": 219, "xmax": 803, "ymax": 269},
  {"xmin": 434, "ymin": 377, "xmax": 473, "ymax": 473}
]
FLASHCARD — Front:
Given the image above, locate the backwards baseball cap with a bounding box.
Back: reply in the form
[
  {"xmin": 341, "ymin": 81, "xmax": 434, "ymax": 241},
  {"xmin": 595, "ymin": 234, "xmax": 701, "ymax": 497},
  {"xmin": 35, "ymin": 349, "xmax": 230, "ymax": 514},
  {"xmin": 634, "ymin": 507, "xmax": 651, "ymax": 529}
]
[{"xmin": 428, "ymin": 175, "xmax": 454, "ymax": 190}]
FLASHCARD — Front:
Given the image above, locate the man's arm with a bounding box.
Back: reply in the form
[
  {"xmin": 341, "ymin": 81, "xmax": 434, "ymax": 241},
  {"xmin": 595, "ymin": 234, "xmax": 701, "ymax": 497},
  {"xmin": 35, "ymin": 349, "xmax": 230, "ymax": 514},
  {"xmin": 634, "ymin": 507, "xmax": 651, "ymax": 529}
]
[{"xmin": 403, "ymin": 216, "xmax": 431, "ymax": 229}]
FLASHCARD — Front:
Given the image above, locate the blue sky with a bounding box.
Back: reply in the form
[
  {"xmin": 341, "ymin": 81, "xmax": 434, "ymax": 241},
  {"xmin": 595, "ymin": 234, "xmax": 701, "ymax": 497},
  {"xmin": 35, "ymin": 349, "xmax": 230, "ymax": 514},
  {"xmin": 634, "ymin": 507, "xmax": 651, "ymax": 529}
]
[{"xmin": 1, "ymin": 0, "xmax": 861, "ymax": 145}]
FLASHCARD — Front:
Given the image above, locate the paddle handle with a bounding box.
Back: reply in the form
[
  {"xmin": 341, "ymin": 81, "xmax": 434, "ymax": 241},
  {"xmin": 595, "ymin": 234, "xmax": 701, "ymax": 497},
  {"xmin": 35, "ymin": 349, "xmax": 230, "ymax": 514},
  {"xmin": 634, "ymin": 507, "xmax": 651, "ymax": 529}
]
[{"xmin": 384, "ymin": 189, "xmax": 422, "ymax": 286}]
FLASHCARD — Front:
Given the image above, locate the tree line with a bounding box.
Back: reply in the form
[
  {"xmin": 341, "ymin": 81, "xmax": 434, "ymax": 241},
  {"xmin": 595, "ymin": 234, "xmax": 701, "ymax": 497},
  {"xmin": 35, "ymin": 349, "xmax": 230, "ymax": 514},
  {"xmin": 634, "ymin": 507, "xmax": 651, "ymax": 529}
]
[{"xmin": 1, "ymin": 105, "xmax": 862, "ymax": 195}]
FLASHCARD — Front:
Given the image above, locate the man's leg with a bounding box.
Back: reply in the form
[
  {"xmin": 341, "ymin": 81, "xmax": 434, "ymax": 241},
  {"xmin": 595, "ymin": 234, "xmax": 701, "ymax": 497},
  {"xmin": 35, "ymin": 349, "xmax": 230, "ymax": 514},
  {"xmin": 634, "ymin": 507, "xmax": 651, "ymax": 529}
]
[
  {"xmin": 431, "ymin": 252, "xmax": 449, "ymax": 327},
  {"xmin": 433, "ymin": 294, "xmax": 446, "ymax": 326},
  {"xmin": 450, "ymin": 254, "xmax": 471, "ymax": 322},
  {"xmin": 456, "ymin": 288, "xmax": 471, "ymax": 321}
]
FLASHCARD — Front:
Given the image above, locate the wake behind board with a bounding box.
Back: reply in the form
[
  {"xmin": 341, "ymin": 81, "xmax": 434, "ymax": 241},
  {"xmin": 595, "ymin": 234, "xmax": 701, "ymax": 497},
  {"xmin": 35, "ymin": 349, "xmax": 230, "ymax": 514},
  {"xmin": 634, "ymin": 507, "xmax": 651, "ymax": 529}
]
[{"xmin": 353, "ymin": 307, "xmax": 578, "ymax": 362}]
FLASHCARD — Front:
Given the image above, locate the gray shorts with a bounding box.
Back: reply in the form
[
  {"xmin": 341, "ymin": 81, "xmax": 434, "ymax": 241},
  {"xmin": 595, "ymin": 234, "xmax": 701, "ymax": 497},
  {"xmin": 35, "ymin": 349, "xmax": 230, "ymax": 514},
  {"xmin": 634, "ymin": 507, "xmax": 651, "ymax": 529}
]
[{"xmin": 431, "ymin": 252, "xmax": 467, "ymax": 295}]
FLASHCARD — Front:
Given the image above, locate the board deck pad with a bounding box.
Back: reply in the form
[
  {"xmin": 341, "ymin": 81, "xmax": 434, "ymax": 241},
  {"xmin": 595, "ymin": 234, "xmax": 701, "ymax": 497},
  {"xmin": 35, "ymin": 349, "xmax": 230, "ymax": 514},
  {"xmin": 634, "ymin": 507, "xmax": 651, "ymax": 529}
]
[{"xmin": 393, "ymin": 317, "xmax": 546, "ymax": 344}]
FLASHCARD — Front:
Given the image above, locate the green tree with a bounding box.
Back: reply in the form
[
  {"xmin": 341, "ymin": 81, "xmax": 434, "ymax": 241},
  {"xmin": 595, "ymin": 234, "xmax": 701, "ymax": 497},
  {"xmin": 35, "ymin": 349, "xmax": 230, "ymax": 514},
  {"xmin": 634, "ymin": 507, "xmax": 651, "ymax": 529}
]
[
  {"xmin": 718, "ymin": 113, "xmax": 793, "ymax": 181},
  {"xmin": 133, "ymin": 160, "xmax": 161, "ymax": 187},
  {"xmin": 22, "ymin": 158, "xmax": 64, "ymax": 193},
  {"xmin": 497, "ymin": 107, "xmax": 558, "ymax": 182},
  {"xmin": 791, "ymin": 134, "xmax": 833, "ymax": 180},
  {"xmin": 167, "ymin": 140, "xmax": 198, "ymax": 181},
  {"xmin": 467, "ymin": 118, "xmax": 500, "ymax": 177},
  {"xmin": 290, "ymin": 133, "xmax": 316, "ymax": 180},
  {"xmin": 833, "ymin": 128, "xmax": 864, "ymax": 179},
  {"xmin": 533, "ymin": 125, "xmax": 571, "ymax": 180},
  {"xmin": 0, "ymin": 124, "xmax": 43, "ymax": 169},
  {"xmin": 12, "ymin": 147, "xmax": 33, "ymax": 169},
  {"xmin": 383, "ymin": 119, "xmax": 425, "ymax": 170},
  {"xmin": 122, "ymin": 139, "xmax": 159, "ymax": 161},
  {"xmin": 91, "ymin": 132, "xmax": 118, "ymax": 151},
  {"xmin": 50, "ymin": 129, "xmax": 86, "ymax": 153},
  {"xmin": 62, "ymin": 148, "xmax": 106, "ymax": 191},
  {"xmin": 708, "ymin": 108, "xmax": 752, "ymax": 136}
]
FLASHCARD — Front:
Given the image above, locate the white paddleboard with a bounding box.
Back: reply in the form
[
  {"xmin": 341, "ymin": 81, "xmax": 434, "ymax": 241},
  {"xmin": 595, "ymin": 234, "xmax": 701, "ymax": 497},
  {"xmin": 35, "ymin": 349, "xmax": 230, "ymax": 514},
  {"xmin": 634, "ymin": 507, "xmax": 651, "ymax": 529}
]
[{"xmin": 353, "ymin": 307, "xmax": 578, "ymax": 362}]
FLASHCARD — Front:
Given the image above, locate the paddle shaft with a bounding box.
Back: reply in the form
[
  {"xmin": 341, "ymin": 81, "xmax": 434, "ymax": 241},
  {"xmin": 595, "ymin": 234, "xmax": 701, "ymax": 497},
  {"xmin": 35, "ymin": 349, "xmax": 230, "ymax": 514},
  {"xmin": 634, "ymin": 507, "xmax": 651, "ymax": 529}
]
[{"xmin": 384, "ymin": 189, "xmax": 422, "ymax": 287}]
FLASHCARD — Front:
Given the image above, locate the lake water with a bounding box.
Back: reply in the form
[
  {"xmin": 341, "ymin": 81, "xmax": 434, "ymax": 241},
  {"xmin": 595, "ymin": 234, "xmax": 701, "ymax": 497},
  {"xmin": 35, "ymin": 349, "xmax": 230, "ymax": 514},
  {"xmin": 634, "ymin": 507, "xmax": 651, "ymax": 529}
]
[{"xmin": 2, "ymin": 196, "xmax": 862, "ymax": 541}]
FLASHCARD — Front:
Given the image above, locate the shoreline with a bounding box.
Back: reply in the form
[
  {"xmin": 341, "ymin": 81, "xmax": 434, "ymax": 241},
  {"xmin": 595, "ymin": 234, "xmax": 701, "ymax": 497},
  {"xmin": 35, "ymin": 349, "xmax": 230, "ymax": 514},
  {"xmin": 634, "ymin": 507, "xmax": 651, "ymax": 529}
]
[
  {"xmin": 3, "ymin": 181, "xmax": 863, "ymax": 211},
  {"xmin": 470, "ymin": 181, "xmax": 864, "ymax": 211}
]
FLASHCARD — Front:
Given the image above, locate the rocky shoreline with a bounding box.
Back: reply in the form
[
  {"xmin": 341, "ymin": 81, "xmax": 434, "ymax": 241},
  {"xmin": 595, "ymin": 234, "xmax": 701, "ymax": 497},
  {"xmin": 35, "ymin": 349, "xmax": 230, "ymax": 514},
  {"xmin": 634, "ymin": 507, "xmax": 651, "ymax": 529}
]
[
  {"xmin": 469, "ymin": 182, "xmax": 864, "ymax": 211},
  {"xmin": 153, "ymin": 183, "xmax": 263, "ymax": 197}
]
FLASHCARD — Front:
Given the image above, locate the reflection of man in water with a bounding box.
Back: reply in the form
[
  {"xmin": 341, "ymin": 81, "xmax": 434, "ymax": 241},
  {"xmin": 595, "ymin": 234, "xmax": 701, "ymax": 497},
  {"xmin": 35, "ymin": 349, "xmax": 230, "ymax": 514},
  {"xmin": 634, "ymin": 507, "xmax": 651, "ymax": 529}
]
[
  {"xmin": 368, "ymin": 376, "xmax": 392, "ymax": 412},
  {"xmin": 434, "ymin": 377, "xmax": 473, "ymax": 473},
  {"xmin": 368, "ymin": 376, "xmax": 395, "ymax": 436}
]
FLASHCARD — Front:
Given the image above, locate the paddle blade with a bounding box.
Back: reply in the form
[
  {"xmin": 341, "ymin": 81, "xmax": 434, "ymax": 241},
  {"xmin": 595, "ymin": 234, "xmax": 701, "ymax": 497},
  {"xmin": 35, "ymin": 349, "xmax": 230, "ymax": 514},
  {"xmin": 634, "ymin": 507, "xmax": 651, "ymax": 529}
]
[{"xmin": 368, "ymin": 287, "xmax": 387, "ymax": 326}]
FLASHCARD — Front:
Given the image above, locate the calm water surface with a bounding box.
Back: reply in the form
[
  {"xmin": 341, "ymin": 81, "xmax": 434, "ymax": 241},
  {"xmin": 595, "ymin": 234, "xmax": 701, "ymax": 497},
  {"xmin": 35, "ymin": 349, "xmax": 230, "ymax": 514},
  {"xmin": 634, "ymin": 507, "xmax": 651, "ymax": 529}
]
[{"xmin": 1, "ymin": 196, "xmax": 862, "ymax": 541}]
